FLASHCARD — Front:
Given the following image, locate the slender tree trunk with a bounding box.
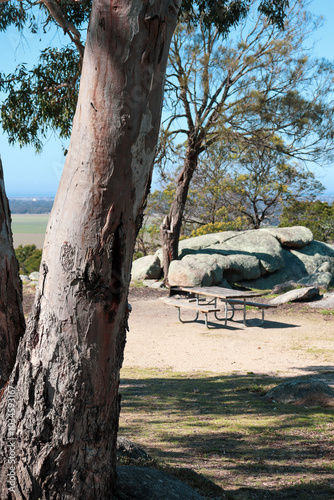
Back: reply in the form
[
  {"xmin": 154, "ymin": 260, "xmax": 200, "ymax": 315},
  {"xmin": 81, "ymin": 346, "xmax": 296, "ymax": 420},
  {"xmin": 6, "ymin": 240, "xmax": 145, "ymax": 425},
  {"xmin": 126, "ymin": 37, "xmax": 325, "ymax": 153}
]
[
  {"xmin": 161, "ymin": 146, "xmax": 198, "ymax": 280},
  {"xmin": 0, "ymin": 0, "xmax": 179, "ymax": 498},
  {"xmin": 0, "ymin": 158, "xmax": 25, "ymax": 389},
  {"xmin": 252, "ymin": 200, "xmax": 261, "ymax": 229}
]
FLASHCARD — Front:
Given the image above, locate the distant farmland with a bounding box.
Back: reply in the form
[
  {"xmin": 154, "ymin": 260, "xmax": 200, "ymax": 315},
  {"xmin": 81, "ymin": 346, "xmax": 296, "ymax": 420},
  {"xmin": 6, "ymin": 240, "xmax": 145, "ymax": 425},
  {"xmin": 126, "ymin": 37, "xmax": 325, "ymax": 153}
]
[{"xmin": 11, "ymin": 214, "xmax": 49, "ymax": 248}]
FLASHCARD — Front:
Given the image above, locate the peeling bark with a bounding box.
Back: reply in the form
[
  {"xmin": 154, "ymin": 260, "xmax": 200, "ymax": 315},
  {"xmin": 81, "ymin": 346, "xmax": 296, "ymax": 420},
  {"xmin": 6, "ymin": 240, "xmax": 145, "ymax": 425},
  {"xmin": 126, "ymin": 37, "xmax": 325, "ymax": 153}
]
[
  {"xmin": 0, "ymin": 1, "xmax": 180, "ymax": 498},
  {"xmin": 0, "ymin": 158, "xmax": 25, "ymax": 388}
]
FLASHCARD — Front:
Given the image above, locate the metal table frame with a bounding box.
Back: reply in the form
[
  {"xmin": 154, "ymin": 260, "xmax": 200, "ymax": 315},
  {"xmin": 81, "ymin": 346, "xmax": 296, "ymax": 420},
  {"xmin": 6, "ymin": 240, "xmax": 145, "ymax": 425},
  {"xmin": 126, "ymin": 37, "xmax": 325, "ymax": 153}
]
[{"xmin": 176, "ymin": 286, "xmax": 263, "ymax": 326}]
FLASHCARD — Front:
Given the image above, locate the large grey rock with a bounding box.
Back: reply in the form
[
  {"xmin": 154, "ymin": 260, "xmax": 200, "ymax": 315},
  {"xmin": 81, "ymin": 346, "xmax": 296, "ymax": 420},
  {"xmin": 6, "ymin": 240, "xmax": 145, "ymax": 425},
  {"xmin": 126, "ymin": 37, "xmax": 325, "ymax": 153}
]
[
  {"xmin": 213, "ymin": 230, "xmax": 284, "ymax": 274},
  {"xmin": 132, "ymin": 255, "xmax": 162, "ymax": 281},
  {"xmin": 166, "ymin": 228, "xmax": 328, "ymax": 288},
  {"xmin": 262, "ymin": 226, "xmax": 313, "ymax": 248},
  {"xmin": 115, "ymin": 466, "xmax": 205, "ymax": 500},
  {"xmin": 167, "ymin": 249, "xmax": 262, "ymax": 287},
  {"xmin": 168, "ymin": 254, "xmax": 222, "ymax": 287},
  {"xmin": 155, "ymin": 232, "xmax": 229, "ymax": 262},
  {"xmin": 318, "ymin": 261, "xmax": 331, "ymax": 273},
  {"xmin": 145, "ymin": 229, "xmax": 334, "ymax": 291},
  {"xmin": 265, "ymin": 378, "xmax": 334, "ymax": 407},
  {"xmin": 216, "ymin": 252, "xmax": 261, "ymax": 282},
  {"xmin": 297, "ymin": 271, "xmax": 333, "ymax": 290},
  {"xmin": 20, "ymin": 275, "xmax": 30, "ymax": 282},
  {"xmin": 306, "ymin": 292, "xmax": 334, "ymax": 309},
  {"xmin": 271, "ymin": 280, "xmax": 299, "ymax": 295},
  {"xmin": 238, "ymin": 248, "xmax": 308, "ymax": 290},
  {"xmin": 117, "ymin": 437, "xmax": 152, "ymax": 463},
  {"xmin": 291, "ymin": 241, "xmax": 334, "ymax": 275},
  {"xmin": 29, "ymin": 271, "xmax": 40, "ymax": 281},
  {"xmin": 270, "ymin": 287, "xmax": 320, "ymax": 305},
  {"xmin": 179, "ymin": 231, "xmax": 240, "ymax": 259}
]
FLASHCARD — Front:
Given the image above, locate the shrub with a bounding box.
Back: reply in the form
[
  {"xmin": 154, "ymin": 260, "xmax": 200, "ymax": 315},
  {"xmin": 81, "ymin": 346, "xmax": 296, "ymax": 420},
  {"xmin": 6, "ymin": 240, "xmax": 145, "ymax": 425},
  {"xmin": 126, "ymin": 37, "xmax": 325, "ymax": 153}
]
[{"xmin": 15, "ymin": 244, "xmax": 42, "ymax": 274}]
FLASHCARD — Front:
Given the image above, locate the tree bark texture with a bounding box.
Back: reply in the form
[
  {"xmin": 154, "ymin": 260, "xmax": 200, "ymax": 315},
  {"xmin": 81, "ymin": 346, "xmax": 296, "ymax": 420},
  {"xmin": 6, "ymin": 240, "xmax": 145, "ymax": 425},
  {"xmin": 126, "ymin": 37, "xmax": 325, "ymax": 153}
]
[
  {"xmin": 0, "ymin": 0, "xmax": 180, "ymax": 498},
  {"xmin": 161, "ymin": 145, "xmax": 198, "ymax": 280},
  {"xmin": 0, "ymin": 158, "xmax": 25, "ymax": 389}
]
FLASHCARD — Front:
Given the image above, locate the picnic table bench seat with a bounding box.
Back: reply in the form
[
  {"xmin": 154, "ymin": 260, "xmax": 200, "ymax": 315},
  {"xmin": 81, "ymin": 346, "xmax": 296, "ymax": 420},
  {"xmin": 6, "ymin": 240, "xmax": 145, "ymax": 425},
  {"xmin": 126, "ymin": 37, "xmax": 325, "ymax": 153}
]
[{"xmin": 163, "ymin": 297, "xmax": 222, "ymax": 328}]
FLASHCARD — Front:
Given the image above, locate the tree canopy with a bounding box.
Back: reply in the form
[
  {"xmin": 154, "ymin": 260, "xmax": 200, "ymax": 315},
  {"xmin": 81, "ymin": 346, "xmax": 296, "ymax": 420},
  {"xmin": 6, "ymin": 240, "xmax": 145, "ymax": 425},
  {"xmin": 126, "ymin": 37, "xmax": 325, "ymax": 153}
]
[
  {"xmin": 150, "ymin": 138, "xmax": 325, "ymax": 236},
  {"xmin": 211, "ymin": 139, "xmax": 325, "ymax": 229},
  {"xmin": 0, "ymin": 0, "xmax": 289, "ymax": 150},
  {"xmin": 280, "ymin": 199, "xmax": 334, "ymax": 242},
  {"xmin": 157, "ymin": 0, "xmax": 334, "ymax": 276}
]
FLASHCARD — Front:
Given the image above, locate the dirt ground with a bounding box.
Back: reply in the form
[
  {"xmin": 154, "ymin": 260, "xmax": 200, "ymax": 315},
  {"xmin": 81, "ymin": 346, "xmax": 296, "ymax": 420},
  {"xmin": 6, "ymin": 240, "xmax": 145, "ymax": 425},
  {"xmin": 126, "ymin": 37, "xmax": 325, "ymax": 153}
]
[
  {"xmin": 22, "ymin": 284, "xmax": 334, "ymax": 383},
  {"xmin": 126, "ymin": 287, "xmax": 334, "ymax": 385}
]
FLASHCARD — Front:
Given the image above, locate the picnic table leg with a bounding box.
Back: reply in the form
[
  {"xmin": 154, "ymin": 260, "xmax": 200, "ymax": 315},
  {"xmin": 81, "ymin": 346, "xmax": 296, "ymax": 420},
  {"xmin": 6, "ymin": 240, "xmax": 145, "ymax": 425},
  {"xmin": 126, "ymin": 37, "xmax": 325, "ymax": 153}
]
[
  {"xmin": 243, "ymin": 299, "xmax": 247, "ymax": 325},
  {"xmin": 214, "ymin": 301, "xmax": 234, "ymax": 324},
  {"xmin": 177, "ymin": 307, "xmax": 199, "ymax": 323},
  {"xmin": 225, "ymin": 299, "xmax": 228, "ymax": 326}
]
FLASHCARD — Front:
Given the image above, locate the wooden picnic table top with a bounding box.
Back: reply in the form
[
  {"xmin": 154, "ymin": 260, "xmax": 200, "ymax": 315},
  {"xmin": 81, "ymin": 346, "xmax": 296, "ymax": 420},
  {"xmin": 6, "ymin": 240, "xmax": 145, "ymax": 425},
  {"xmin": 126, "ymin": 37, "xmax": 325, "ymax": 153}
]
[{"xmin": 177, "ymin": 286, "xmax": 263, "ymax": 300}]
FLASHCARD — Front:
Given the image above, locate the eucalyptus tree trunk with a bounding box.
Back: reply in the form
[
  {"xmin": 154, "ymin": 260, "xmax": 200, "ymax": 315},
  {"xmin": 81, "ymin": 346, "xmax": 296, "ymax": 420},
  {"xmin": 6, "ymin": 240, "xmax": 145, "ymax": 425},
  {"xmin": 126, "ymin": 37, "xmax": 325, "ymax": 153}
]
[
  {"xmin": 0, "ymin": 158, "xmax": 25, "ymax": 388},
  {"xmin": 0, "ymin": 0, "xmax": 180, "ymax": 497},
  {"xmin": 161, "ymin": 145, "xmax": 198, "ymax": 280}
]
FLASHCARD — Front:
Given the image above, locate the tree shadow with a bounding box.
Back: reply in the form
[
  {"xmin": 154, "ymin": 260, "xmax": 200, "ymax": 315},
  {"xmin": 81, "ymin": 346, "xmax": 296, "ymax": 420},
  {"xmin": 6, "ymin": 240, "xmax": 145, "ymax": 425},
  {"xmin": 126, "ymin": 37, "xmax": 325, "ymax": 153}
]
[
  {"xmin": 176, "ymin": 313, "xmax": 299, "ymax": 330},
  {"xmin": 119, "ymin": 368, "xmax": 334, "ymax": 499}
]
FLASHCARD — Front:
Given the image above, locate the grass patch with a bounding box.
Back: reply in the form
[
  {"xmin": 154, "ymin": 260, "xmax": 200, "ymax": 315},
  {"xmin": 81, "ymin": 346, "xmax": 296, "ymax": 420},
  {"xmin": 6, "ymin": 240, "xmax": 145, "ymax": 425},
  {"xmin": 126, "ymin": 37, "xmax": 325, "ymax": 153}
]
[
  {"xmin": 320, "ymin": 310, "xmax": 334, "ymax": 316},
  {"xmin": 11, "ymin": 214, "xmax": 49, "ymax": 234},
  {"xmin": 119, "ymin": 367, "xmax": 334, "ymax": 499},
  {"xmin": 130, "ymin": 280, "xmax": 145, "ymax": 288}
]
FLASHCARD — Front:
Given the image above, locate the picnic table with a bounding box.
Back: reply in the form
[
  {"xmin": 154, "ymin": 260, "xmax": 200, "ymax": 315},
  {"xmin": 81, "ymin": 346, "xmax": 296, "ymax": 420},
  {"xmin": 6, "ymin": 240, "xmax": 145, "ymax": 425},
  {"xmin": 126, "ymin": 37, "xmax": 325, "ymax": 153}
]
[{"xmin": 165, "ymin": 286, "xmax": 276, "ymax": 328}]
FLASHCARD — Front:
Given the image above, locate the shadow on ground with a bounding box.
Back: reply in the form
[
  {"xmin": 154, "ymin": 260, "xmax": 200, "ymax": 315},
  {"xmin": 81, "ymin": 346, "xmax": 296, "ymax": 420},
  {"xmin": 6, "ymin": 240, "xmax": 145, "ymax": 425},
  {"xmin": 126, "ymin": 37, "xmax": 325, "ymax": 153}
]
[{"xmin": 119, "ymin": 367, "xmax": 334, "ymax": 500}]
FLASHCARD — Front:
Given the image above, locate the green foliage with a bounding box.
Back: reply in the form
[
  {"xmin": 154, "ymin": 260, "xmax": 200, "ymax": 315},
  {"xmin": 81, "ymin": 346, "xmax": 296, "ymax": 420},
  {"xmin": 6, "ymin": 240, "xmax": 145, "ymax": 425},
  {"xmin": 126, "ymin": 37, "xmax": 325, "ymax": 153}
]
[
  {"xmin": 0, "ymin": 0, "xmax": 91, "ymax": 33},
  {"xmin": 0, "ymin": 0, "xmax": 90, "ymax": 149},
  {"xmin": 0, "ymin": 0, "xmax": 289, "ymax": 151},
  {"xmin": 148, "ymin": 184, "xmax": 176, "ymax": 218},
  {"xmin": 0, "ymin": 3, "xmax": 26, "ymax": 31},
  {"xmin": 190, "ymin": 211, "xmax": 248, "ymax": 237},
  {"xmin": 180, "ymin": 0, "xmax": 289, "ymax": 33},
  {"xmin": 219, "ymin": 141, "xmax": 325, "ymax": 228},
  {"xmin": 15, "ymin": 244, "xmax": 42, "ymax": 274},
  {"xmin": 152, "ymin": 137, "xmax": 325, "ymax": 237},
  {"xmin": 279, "ymin": 200, "xmax": 334, "ymax": 242},
  {"xmin": 1, "ymin": 47, "xmax": 80, "ymax": 150},
  {"xmin": 9, "ymin": 198, "xmax": 54, "ymax": 214}
]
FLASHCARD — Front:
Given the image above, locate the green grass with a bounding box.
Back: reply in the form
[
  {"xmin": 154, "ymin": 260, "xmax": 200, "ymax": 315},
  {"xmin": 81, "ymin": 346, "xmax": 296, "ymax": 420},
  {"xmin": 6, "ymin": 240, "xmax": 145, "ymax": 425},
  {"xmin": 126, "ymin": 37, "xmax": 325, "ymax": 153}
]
[
  {"xmin": 11, "ymin": 214, "xmax": 49, "ymax": 234},
  {"xmin": 119, "ymin": 367, "xmax": 334, "ymax": 499},
  {"xmin": 320, "ymin": 310, "xmax": 334, "ymax": 316}
]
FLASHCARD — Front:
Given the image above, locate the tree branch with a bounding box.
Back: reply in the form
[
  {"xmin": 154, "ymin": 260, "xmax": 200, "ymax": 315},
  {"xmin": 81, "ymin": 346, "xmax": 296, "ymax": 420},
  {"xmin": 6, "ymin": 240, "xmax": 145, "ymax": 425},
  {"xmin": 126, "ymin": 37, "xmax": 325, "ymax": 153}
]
[{"xmin": 38, "ymin": 0, "xmax": 84, "ymax": 61}]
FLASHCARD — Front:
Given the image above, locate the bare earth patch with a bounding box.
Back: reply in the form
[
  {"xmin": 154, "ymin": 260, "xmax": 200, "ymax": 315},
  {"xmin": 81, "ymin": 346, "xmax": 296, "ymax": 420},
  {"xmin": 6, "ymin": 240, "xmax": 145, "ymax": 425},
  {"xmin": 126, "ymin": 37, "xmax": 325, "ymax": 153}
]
[{"xmin": 125, "ymin": 288, "xmax": 334, "ymax": 381}]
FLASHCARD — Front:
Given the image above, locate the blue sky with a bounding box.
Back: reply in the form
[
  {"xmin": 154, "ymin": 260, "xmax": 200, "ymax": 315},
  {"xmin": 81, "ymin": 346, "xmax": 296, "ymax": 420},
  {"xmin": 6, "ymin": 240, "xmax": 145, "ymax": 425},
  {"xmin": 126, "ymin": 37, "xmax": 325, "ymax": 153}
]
[
  {"xmin": 0, "ymin": 24, "xmax": 69, "ymax": 196},
  {"xmin": 1, "ymin": 0, "xmax": 334, "ymax": 197}
]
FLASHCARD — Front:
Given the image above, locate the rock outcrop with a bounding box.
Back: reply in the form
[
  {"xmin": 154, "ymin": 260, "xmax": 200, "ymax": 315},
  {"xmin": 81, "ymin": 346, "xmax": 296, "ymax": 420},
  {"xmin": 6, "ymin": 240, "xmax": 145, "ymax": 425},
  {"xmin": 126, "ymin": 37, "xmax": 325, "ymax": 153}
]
[
  {"xmin": 115, "ymin": 466, "xmax": 205, "ymax": 499},
  {"xmin": 265, "ymin": 378, "xmax": 334, "ymax": 407},
  {"xmin": 131, "ymin": 226, "xmax": 334, "ymax": 294},
  {"xmin": 262, "ymin": 226, "xmax": 313, "ymax": 248},
  {"xmin": 269, "ymin": 287, "xmax": 320, "ymax": 305},
  {"xmin": 131, "ymin": 254, "xmax": 161, "ymax": 281},
  {"xmin": 117, "ymin": 436, "xmax": 152, "ymax": 463}
]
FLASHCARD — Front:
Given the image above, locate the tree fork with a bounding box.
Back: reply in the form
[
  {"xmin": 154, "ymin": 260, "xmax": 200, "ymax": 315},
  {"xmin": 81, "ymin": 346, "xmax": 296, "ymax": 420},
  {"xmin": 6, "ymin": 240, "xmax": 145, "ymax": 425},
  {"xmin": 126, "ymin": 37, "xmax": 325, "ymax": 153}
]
[{"xmin": 0, "ymin": 0, "xmax": 180, "ymax": 497}]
